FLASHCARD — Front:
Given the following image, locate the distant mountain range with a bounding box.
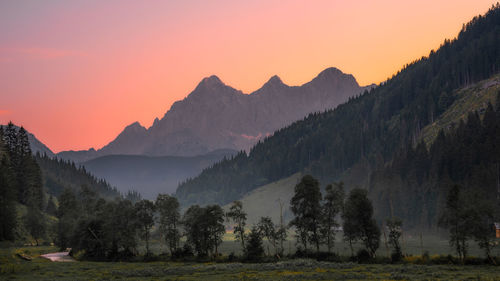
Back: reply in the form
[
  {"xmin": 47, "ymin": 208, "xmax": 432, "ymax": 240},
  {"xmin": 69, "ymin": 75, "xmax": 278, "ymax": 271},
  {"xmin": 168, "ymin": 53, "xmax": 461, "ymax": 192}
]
[
  {"xmin": 5, "ymin": 67, "xmax": 371, "ymax": 198},
  {"xmin": 58, "ymin": 67, "xmax": 373, "ymax": 162},
  {"xmin": 82, "ymin": 149, "xmax": 236, "ymax": 199}
]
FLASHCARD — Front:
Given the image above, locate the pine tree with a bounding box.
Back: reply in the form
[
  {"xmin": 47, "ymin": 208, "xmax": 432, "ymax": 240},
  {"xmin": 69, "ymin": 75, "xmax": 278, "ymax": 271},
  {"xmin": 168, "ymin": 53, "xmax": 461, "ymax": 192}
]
[
  {"xmin": 245, "ymin": 225, "xmax": 264, "ymax": 262},
  {"xmin": 45, "ymin": 195, "xmax": 57, "ymax": 216},
  {"xmin": 0, "ymin": 151, "xmax": 16, "ymax": 241},
  {"xmin": 24, "ymin": 205, "xmax": 46, "ymax": 246}
]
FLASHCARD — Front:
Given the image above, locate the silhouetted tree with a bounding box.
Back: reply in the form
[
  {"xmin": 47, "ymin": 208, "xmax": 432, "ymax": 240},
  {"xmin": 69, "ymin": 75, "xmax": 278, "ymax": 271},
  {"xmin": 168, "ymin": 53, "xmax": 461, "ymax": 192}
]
[
  {"xmin": 257, "ymin": 216, "xmax": 277, "ymax": 256},
  {"xmin": 386, "ymin": 217, "xmax": 403, "ymax": 261},
  {"xmin": 343, "ymin": 188, "xmax": 380, "ymax": 257},
  {"xmin": 290, "ymin": 175, "xmax": 322, "ymax": 253},
  {"xmin": 245, "ymin": 225, "xmax": 264, "ymax": 262},
  {"xmin": 156, "ymin": 194, "xmax": 180, "ymax": 255},
  {"xmin": 226, "ymin": 200, "xmax": 247, "ymax": 251},
  {"xmin": 439, "ymin": 184, "xmax": 474, "ymax": 262},
  {"xmin": 135, "ymin": 200, "xmax": 156, "ymax": 256},
  {"xmin": 321, "ymin": 182, "xmax": 345, "ymax": 253}
]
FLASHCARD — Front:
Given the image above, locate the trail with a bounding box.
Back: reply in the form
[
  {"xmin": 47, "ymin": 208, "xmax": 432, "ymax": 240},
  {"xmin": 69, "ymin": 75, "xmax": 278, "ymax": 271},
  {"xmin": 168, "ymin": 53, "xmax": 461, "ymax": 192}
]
[{"xmin": 40, "ymin": 251, "xmax": 75, "ymax": 262}]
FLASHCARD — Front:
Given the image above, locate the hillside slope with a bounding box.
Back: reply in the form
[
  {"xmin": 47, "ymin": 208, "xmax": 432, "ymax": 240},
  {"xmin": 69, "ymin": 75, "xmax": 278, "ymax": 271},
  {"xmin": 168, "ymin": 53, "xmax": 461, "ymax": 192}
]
[
  {"xmin": 36, "ymin": 154, "xmax": 120, "ymax": 199},
  {"xmin": 421, "ymin": 74, "xmax": 500, "ymax": 144},
  {"xmin": 220, "ymin": 76, "xmax": 500, "ymax": 228}
]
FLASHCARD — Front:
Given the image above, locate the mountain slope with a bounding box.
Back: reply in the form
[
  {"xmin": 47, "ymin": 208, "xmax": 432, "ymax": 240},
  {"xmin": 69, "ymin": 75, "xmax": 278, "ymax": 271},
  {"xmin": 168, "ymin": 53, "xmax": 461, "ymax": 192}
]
[
  {"xmin": 219, "ymin": 76, "xmax": 500, "ymax": 229},
  {"xmin": 82, "ymin": 149, "xmax": 236, "ymax": 199},
  {"xmin": 222, "ymin": 173, "xmax": 302, "ymax": 226},
  {"xmin": 175, "ymin": 5, "xmax": 500, "ymax": 207},
  {"xmin": 36, "ymin": 153, "xmax": 120, "ymax": 199},
  {"xmin": 421, "ymin": 74, "xmax": 500, "ymax": 144},
  {"xmin": 58, "ymin": 67, "xmax": 371, "ymax": 162}
]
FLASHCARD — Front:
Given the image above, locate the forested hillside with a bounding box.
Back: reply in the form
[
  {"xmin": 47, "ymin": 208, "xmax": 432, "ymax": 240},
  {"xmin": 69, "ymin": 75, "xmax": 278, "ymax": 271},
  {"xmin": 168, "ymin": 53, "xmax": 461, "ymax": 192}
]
[
  {"xmin": 176, "ymin": 4, "xmax": 500, "ymax": 215},
  {"xmin": 36, "ymin": 153, "xmax": 120, "ymax": 199},
  {"xmin": 0, "ymin": 122, "xmax": 120, "ymax": 243}
]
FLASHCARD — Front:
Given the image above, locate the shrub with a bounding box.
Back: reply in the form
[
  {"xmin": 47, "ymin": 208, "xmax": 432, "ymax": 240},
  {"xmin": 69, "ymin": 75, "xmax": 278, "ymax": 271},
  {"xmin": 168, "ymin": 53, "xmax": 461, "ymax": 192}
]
[
  {"xmin": 391, "ymin": 251, "xmax": 403, "ymax": 263},
  {"xmin": 228, "ymin": 252, "xmax": 237, "ymax": 262},
  {"xmin": 355, "ymin": 249, "xmax": 371, "ymax": 263}
]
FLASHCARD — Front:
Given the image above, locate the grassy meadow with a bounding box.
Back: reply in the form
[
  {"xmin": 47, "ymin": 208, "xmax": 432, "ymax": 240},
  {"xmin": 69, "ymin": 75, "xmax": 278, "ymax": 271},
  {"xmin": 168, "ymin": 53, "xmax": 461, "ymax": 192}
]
[
  {"xmin": 2, "ymin": 245, "xmax": 500, "ymax": 280},
  {"xmin": 2, "ymin": 234, "xmax": 500, "ymax": 281}
]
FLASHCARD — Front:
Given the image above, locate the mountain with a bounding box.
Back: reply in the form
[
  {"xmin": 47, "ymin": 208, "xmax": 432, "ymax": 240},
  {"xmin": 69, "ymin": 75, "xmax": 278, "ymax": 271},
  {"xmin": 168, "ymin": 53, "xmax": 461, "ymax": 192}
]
[
  {"xmin": 175, "ymin": 5, "xmax": 500, "ymax": 229},
  {"xmin": 82, "ymin": 149, "xmax": 236, "ymax": 199},
  {"xmin": 58, "ymin": 67, "xmax": 372, "ymax": 162}
]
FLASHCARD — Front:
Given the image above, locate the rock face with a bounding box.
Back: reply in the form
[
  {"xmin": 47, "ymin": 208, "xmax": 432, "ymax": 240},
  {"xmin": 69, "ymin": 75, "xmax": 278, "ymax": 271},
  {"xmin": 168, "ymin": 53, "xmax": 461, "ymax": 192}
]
[{"xmin": 58, "ymin": 67, "xmax": 373, "ymax": 161}]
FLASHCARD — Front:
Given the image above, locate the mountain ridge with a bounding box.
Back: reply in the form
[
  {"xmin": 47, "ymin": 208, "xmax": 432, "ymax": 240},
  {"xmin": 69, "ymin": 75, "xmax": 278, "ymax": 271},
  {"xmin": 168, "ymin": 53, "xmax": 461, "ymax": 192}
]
[{"xmin": 58, "ymin": 67, "xmax": 371, "ymax": 162}]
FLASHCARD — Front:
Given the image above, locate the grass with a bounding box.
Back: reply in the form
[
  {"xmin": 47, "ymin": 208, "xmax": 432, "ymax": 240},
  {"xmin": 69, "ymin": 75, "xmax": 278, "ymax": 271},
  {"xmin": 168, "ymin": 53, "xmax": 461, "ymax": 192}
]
[
  {"xmin": 1, "ymin": 247, "xmax": 500, "ymax": 281},
  {"xmin": 222, "ymin": 173, "xmax": 302, "ymax": 226}
]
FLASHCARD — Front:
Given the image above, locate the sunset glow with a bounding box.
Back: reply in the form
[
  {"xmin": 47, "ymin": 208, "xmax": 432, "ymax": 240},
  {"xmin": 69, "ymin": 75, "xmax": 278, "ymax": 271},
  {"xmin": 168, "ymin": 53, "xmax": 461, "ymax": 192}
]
[{"xmin": 1, "ymin": 0, "xmax": 497, "ymax": 152}]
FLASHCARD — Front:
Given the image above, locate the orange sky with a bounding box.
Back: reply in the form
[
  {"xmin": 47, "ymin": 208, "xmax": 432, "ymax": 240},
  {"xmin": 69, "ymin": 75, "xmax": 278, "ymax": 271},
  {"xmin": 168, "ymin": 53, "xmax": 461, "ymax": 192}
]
[{"xmin": 0, "ymin": 0, "xmax": 497, "ymax": 153}]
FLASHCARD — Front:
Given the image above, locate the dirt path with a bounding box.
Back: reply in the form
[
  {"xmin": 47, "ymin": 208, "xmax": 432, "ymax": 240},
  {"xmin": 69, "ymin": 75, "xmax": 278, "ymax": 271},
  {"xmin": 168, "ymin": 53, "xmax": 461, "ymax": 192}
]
[{"xmin": 40, "ymin": 251, "xmax": 75, "ymax": 262}]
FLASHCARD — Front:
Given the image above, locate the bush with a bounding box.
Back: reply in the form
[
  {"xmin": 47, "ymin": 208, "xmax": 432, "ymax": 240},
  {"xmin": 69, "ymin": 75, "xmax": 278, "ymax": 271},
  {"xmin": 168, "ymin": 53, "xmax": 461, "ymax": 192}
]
[
  {"xmin": 422, "ymin": 251, "xmax": 430, "ymax": 263},
  {"xmin": 315, "ymin": 251, "xmax": 340, "ymax": 262},
  {"xmin": 228, "ymin": 252, "xmax": 238, "ymax": 262},
  {"xmin": 355, "ymin": 249, "xmax": 371, "ymax": 263},
  {"xmin": 391, "ymin": 252, "xmax": 403, "ymax": 263},
  {"xmin": 294, "ymin": 247, "xmax": 315, "ymax": 259}
]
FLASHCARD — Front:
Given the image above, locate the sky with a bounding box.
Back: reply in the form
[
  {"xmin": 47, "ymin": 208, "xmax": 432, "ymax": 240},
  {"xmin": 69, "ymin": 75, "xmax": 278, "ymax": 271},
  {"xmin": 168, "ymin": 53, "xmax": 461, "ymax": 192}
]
[{"xmin": 0, "ymin": 0, "xmax": 497, "ymax": 153}]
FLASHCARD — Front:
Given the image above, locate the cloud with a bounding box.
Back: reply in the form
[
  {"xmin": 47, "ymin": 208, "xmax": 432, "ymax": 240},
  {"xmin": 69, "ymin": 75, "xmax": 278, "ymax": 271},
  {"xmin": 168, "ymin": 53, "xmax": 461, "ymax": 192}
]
[
  {"xmin": 0, "ymin": 47, "xmax": 88, "ymax": 61},
  {"xmin": 0, "ymin": 110, "xmax": 11, "ymax": 115}
]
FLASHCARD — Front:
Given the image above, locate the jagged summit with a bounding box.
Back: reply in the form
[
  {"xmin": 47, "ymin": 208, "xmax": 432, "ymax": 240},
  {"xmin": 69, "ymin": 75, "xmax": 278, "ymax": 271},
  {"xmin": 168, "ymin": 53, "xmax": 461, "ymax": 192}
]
[
  {"xmin": 123, "ymin": 121, "xmax": 146, "ymax": 132},
  {"xmin": 310, "ymin": 67, "xmax": 355, "ymax": 83},
  {"xmin": 267, "ymin": 75, "xmax": 283, "ymax": 84},
  {"xmin": 303, "ymin": 67, "xmax": 359, "ymax": 92},
  {"xmin": 120, "ymin": 121, "xmax": 147, "ymax": 135},
  {"xmin": 58, "ymin": 66, "xmax": 366, "ymax": 160},
  {"xmin": 196, "ymin": 75, "xmax": 224, "ymax": 89}
]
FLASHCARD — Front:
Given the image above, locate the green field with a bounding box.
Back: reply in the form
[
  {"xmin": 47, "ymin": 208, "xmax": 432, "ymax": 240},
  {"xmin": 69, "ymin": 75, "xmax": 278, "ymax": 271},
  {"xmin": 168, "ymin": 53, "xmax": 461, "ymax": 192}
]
[{"xmin": 3, "ymin": 241, "xmax": 500, "ymax": 281}]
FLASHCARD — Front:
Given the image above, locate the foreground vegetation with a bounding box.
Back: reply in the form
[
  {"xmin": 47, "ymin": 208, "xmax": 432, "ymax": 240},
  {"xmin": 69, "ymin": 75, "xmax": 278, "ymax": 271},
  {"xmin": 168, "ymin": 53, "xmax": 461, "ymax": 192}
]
[{"xmin": 2, "ymin": 246, "xmax": 500, "ymax": 281}]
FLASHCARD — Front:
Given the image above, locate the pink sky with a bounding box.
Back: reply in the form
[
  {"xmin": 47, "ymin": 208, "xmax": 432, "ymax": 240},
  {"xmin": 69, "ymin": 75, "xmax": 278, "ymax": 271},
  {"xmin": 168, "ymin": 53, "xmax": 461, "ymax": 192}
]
[{"xmin": 0, "ymin": 0, "xmax": 497, "ymax": 152}]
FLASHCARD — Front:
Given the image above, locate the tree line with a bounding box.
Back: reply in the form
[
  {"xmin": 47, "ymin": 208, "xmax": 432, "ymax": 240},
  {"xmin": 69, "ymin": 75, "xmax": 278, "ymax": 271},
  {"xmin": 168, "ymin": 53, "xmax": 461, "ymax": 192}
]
[{"xmin": 51, "ymin": 175, "xmax": 410, "ymax": 262}]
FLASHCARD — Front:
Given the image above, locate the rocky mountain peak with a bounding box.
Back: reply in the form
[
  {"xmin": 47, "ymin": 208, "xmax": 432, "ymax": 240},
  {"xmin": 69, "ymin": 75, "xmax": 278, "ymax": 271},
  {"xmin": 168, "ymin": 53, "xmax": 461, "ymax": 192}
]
[
  {"xmin": 267, "ymin": 75, "xmax": 283, "ymax": 85},
  {"xmin": 307, "ymin": 67, "xmax": 359, "ymax": 88},
  {"xmin": 196, "ymin": 75, "xmax": 224, "ymax": 89},
  {"xmin": 122, "ymin": 122, "xmax": 146, "ymax": 134}
]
